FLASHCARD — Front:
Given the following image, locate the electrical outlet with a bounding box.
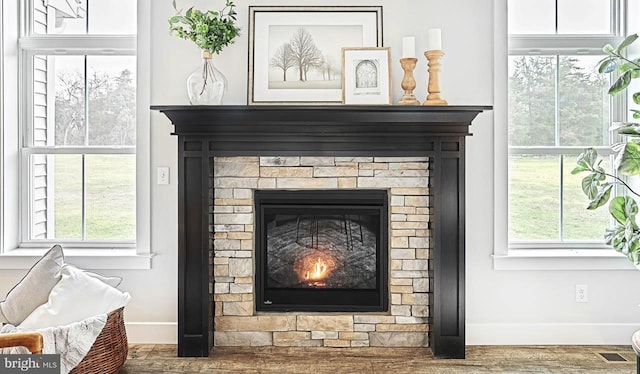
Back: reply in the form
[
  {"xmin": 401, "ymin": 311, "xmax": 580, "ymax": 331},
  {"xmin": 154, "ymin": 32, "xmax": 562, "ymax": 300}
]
[
  {"xmin": 157, "ymin": 167, "xmax": 169, "ymax": 185},
  {"xmin": 575, "ymin": 284, "xmax": 588, "ymax": 303}
]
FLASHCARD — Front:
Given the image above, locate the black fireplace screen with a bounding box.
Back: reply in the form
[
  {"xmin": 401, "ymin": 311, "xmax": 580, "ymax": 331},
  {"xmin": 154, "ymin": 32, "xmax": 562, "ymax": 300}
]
[{"xmin": 255, "ymin": 190, "xmax": 388, "ymax": 312}]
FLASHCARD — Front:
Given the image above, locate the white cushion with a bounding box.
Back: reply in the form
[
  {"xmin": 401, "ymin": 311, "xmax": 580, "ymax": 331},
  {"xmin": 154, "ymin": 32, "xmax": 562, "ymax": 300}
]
[
  {"xmin": 19, "ymin": 264, "xmax": 131, "ymax": 330},
  {"xmin": 74, "ymin": 266, "xmax": 123, "ymax": 288},
  {"xmin": 0, "ymin": 245, "xmax": 123, "ymax": 325},
  {"xmin": 0, "ymin": 245, "xmax": 64, "ymax": 325}
]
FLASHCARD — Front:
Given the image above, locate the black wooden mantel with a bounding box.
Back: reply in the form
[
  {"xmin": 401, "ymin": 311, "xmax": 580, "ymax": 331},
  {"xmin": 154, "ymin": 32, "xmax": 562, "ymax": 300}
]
[{"xmin": 152, "ymin": 105, "xmax": 490, "ymax": 359}]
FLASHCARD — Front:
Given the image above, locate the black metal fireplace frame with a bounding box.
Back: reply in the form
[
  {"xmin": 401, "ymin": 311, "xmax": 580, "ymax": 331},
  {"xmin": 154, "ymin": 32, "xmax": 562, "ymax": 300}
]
[
  {"xmin": 254, "ymin": 189, "xmax": 389, "ymax": 313},
  {"xmin": 151, "ymin": 104, "xmax": 491, "ymax": 359}
]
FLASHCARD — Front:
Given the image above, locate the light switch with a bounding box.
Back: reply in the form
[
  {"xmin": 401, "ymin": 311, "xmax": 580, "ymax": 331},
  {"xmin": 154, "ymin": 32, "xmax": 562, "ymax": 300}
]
[{"xmin": 157, "ymin": 167, "xmax": 169, "ymax": 185}]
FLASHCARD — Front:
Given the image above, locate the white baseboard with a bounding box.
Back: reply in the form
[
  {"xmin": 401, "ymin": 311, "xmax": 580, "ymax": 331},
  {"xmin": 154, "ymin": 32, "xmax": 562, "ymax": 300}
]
[
  {"xmin": 467, "ymin": 323, "xmax": 640, "ymax": 345},
  {"xmin": 125, "ymin": 322, "xmax": 177, "ymax": 344}
]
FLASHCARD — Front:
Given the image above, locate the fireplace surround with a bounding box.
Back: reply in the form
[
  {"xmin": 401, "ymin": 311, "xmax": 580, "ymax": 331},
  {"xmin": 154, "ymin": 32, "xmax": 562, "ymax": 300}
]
[{"xmin": 152, "ymin": 105, "xmax": 490, "ymax": 359}]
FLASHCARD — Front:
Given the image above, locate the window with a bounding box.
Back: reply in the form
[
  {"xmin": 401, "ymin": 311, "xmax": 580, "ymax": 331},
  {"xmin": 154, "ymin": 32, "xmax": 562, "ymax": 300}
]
[
  {"xmin": 21, "ymin": 0, "xmax": 136, "ymax": 245},
  {"xmin": 1, "ymin": 0, "xmax": 150, "ymax": 257},
  {"xmin": 507, "ymin": 0, "xmax": 627, "ymax": 247}
]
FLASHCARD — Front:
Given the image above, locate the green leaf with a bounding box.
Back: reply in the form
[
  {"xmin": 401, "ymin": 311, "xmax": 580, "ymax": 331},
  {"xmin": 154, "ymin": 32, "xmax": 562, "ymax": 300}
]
[
  {"xmin": 587, "ymin": 184, "xmax": 613, "ymax": 210},
  {"xmin": 571, "ymin": 165, "xmax": 587, "ymax": 174},
  {"xmin": 599, "ymin": 58, "xmax": 619, "ymax": 74},
  {"xmin": 169, "ymin": 15, "xmax": 193, "ymax": 26},
  {"xmin": 609, "ymin": 197, "xmax": 628, "ymax": 224},
  {"xmin": 634, "ymin": 92, "xmax": 640, "ymax": 105},
  {"xmin": 582, "ymin": 174, "xmax": 600, "ymax": 199},
  {"xmin": 626, "ymin": 219, "xmax": 635, "ymax": 241},
  {"xmin": 617, "ymin": 141, "xmax": 640, "ymax": 175},
  {"xmin": 609, "ymin": 196, "xmax": 639, "ymax": 224},
  {"xmin": 632, "ymin": 109, "xmax": 640, "ymax": 120},
  {"xmin": 605, "ymin": 225, "xmax": 624, "ymax": 247},
  {"xmin": 612, "ymin": 141, "xmax": 626, "ymax": 153},
  {"xmin": 626, "ymin": 196, "xmax": 639, "ymax": 219},
  {"xmin": 611, "ymin": 122, "xmax": 640, "ymax": 135},
  {"xmin": 617, "ymin": 34, "xmax": 639, "ymax": 53},
  {"xmin": 576, "ymin": 148, "xmax": 598, "ymax": 170},
  {"xmin": 609, "ymin": 70, "xmax": 633, "ymax": 95},
  {"xmin": 620, "ymin": 62, "xmax": 639, "ymax": 72},
  {"xmin": 603, "ymin": 44, "xmax": 615, "ymax": 53}
]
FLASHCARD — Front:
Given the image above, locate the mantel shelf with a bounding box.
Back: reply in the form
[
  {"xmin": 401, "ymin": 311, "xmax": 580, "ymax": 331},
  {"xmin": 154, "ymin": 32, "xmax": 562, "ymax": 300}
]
[{"xmin": 152, "ymin": 105, "xmax": 491, "ymax": 157}]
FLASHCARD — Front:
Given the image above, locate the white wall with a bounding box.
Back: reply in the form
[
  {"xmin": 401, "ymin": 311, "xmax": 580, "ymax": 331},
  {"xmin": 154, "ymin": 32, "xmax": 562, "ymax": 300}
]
[
  {"xmin": 1, "ymin": 0, "xmax": 639, "ymax": 345},
  {"xmin": 466, "ymin": 0, "xmax": 640, "ymax": 345}
]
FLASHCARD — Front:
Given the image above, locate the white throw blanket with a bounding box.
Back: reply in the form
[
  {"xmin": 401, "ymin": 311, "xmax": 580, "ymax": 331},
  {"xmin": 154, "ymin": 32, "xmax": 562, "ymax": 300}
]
[{"xmin": 0, "ymin": 313, "xmax": 107, "ymax": 374}]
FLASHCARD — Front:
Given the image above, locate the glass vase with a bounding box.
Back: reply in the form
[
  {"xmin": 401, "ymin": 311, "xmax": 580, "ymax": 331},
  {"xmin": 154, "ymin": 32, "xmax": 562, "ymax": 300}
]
[{"xmin": 187, "ymin": 51, "xmax": 227, "ymax": 105}]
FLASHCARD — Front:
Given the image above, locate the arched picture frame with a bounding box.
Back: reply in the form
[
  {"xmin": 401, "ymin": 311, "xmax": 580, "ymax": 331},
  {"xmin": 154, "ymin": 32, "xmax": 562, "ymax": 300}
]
[{"xmin": 341, "ymin": 47, "xmax": 392, "ymax": 105}]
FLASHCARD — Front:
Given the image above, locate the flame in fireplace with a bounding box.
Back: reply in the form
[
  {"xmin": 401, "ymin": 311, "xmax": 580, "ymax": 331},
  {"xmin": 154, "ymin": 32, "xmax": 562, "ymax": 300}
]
[
  {"xmin": 294, "ymin": 250, "xmax": 337, "ymax": 287},
  {"xmin": 304, "ymin": 258, "xmax": 328, "ymax": 281}
]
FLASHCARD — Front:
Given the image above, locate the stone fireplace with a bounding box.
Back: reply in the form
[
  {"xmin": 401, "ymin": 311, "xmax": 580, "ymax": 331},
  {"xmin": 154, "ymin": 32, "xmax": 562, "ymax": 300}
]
[
  {"xmin": 254, "ymin": 188, "xmax": 388, "ymax": 312},
  {"xmin": 152, "ymin": 105, "xmax": 490, "ymax": 358},
  {"xmin": 211, "ymin": 157, "xmax": 431, "ymax": 347}
]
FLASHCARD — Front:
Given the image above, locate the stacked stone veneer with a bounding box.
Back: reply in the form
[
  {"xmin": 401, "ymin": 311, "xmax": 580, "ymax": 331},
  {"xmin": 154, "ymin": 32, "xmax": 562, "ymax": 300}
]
[{"xmin": 209, "ymin": 156, "xmax": 431, "ymax": 348}]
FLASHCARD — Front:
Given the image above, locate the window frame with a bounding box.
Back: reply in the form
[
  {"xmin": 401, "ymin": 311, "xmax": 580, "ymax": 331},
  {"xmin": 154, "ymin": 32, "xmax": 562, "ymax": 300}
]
[
  {"xmin": 0, "ymin": 0, "xmax": 151, "ymax": 268},
  {"xmin": 494, "ymin": 0, "xmax": 638, "ymax": 270}
]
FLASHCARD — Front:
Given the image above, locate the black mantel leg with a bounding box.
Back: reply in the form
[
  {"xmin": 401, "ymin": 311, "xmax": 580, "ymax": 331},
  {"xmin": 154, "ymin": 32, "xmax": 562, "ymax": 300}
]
[
  {"xmin": 177, "ymin": 138, "xmax": 212, "ymax": 357},
  {"xmin": 431, "ymin": 139, "xmax": 466, "ymax": 359}
]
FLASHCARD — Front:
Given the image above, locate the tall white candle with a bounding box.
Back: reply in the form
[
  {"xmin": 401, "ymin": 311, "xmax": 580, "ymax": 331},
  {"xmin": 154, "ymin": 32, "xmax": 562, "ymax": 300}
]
[
  {"xmin": 401, "ymin": 36, "xmax": 416, "ymax": 58},
  {"xmin": 427, "ymin": 28, "xmax": 442, "ymax": 51}
]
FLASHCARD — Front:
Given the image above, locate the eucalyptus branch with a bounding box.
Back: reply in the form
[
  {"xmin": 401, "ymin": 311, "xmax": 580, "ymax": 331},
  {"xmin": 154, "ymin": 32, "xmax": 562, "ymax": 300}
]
[{"xmin": 169, "ymin": 0, "xmax": 240, "ymax": 54}]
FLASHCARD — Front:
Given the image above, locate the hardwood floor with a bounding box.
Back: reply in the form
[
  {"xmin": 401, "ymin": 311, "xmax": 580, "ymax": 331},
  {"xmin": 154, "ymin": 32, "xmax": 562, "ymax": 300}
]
[{"xmin": 122, "ymin": 345, "xmax": 637, "ymax": 373}]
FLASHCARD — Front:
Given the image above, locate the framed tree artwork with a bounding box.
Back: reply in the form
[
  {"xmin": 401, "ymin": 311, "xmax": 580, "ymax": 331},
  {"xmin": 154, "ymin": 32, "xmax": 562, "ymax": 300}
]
[{"xmin": 248, "ymin": 6, "xmax": 383, "ymax": 105}]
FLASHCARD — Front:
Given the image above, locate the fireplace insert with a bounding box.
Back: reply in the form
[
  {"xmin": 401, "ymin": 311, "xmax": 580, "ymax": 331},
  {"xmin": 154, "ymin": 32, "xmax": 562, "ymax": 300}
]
[{"xmin": 255, "ymin": 190, "xmax": 388, "ymax": 312}]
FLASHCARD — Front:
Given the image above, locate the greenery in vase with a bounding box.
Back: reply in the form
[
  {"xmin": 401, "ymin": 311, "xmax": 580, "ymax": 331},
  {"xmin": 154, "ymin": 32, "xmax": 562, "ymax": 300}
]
[
  {"xmin": 573, "ymin": 34, "xmax": 640, "ymax": 264},
  {"xmin": 168, "ymin": 0, "xmax": 240, "ymax": 55}
]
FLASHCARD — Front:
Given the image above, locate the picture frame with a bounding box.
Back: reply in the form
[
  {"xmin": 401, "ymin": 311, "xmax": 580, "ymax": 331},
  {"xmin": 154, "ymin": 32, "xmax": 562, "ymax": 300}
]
[
  {"xmin": 248, "ymin": 6, "xmax": 383, "ymax": 105},
  {"xmin": 341, "ymin": 47, "xmax": 392, "ymax": 105}
]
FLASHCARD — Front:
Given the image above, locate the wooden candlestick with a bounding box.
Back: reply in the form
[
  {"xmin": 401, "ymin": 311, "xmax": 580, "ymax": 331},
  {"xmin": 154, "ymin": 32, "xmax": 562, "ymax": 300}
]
[
  {"xmin": 397, "ymin": 57, "xmax": 420, "ymax": 105},
  {"xmin": 423, "ymin": 50, "xmax": 448, "ymax": 106}
]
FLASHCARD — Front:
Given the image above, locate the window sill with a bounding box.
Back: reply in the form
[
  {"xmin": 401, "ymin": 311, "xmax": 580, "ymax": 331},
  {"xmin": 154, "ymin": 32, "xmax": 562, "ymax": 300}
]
[
  {"xmin": 0, "ymin": 248, "xmax": 152, "ymax": 270},
  {"xmin": 493, "ymin": 249, "xmax": 638, "ymax": 271}
]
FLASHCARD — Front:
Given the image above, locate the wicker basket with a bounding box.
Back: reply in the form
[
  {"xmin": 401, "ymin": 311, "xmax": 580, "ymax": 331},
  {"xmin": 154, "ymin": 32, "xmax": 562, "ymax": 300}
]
[{"xmin": 70, "ymin": 307, "xmax": 128, "ymax": 374}]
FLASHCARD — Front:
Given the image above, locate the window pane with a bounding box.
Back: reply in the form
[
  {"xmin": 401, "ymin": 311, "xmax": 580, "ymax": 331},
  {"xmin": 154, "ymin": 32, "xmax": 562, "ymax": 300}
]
[
  {"xmin": 35, "ymin": 55, "xmax": 137, "ymax": 147},
  {"xmin": 557, "ymin": 0, "xmax": 611, "ymax": 34},
  {"xmin": 558, "ymin": 56, "xmax": 610, "ymax": 146},
  {"xmin": 52, "ymin": 154, "xmax": 83, "ymax": 239},
  {"xmin": 30, "ymin": 154, "xmax": 135, "ymax": 240},
  {"xmin": 85, "ymin": 155, "xmax": 136, "ymax": 240},
  {"xmin": 47, "ymin": 55, "xmax": 86, "ymax": 146},
  {"xmin": 562, "ymin": 155, "xmax": 611, "ymax": 240},
  {"xmin": 29, "ymin": 154, "xmax": 83, "ymax": 240},
  {"xmin": 33, "ymin": 0, "xmax": 136, "ymax": 35},
  {"xmin": 87, "ymin": 56, "xmax": 137, "ymax": 146},
  {"xmin": 508, "ymin": 0, "xmax": 555, "ymax": 34},
  {"xmin": 508, "ymin": 56, "xmax": 557, "ymax": 146},
  {"xmin": 509, "ymin": 155, "xmax": 560, "ymax": 241},
  {"xmin": 508, "ymin": 0, "xmax": 612, "ymax": 34}
]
